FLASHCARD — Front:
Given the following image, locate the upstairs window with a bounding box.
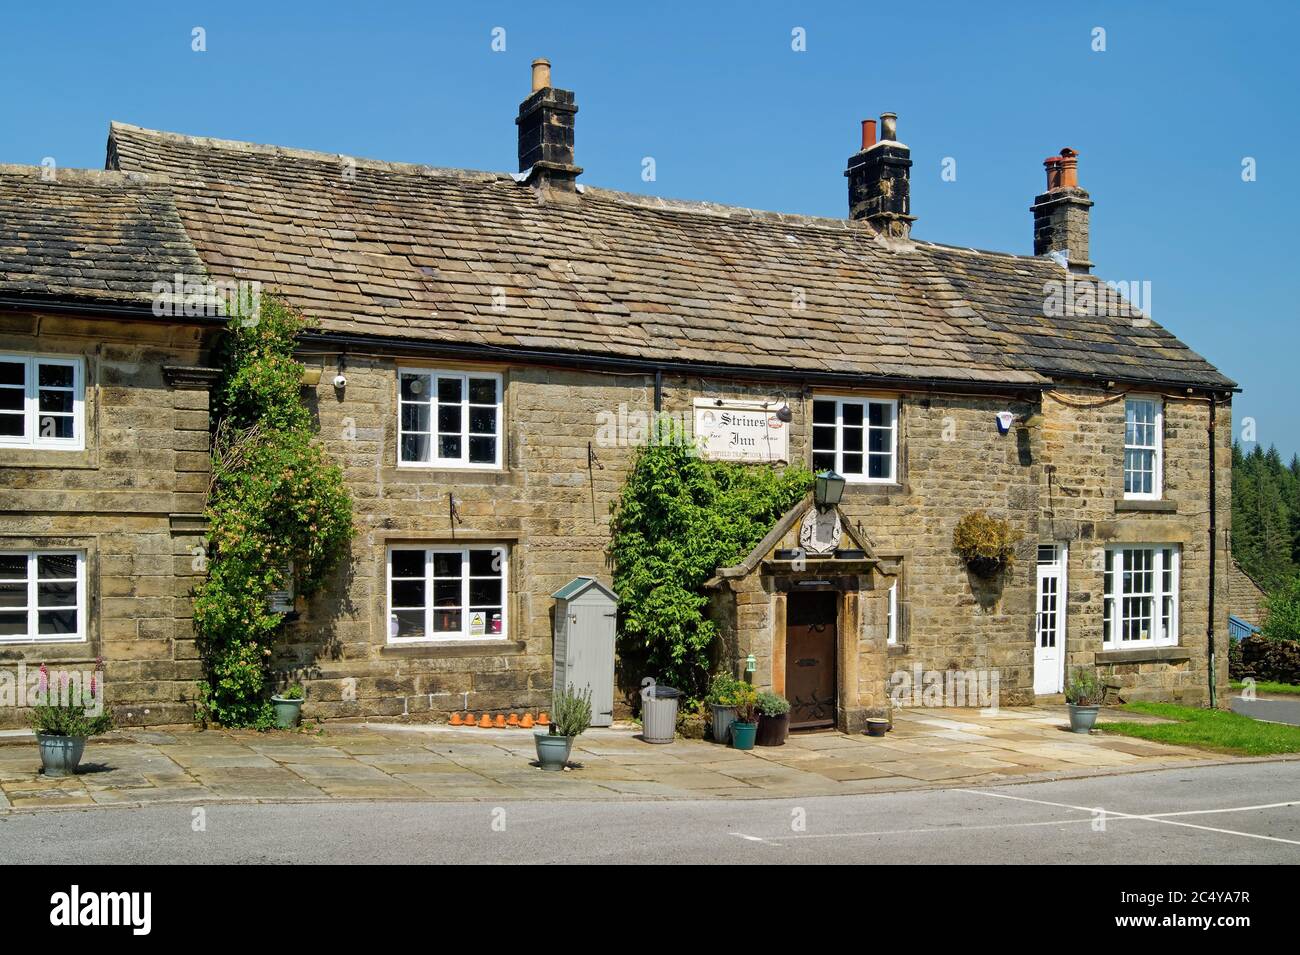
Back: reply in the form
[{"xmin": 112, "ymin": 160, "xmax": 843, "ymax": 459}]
[
  {"xmin": 0, "ymin": 355, "xmax": 84, "ymax": 451},
  {"xmin": 812, "ymin": 397, "xmax": 897, "ymax": 483},
  {"xmin": 398, "ymin": 370, "xmax": 502, "ymax": 469},
  {"xmin": 1103, "ymin": 545, "xmax": 1179, "ymax": 648},
  {"xmin": 1123, "ymin": 397, "xmax": 1162, "ymax": 499},
  {"xmin": 0, "ymin": 550, "xmax": 86, "ymax": 644}
]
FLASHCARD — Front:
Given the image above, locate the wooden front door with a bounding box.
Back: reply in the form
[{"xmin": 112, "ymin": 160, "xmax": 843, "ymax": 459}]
[{"xmin": 785, "ymin": 591, "xmax": 838, "ymax": 729}]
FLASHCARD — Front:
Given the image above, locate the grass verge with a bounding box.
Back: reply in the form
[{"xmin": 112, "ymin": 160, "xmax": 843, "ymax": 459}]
[
  {"xmin": 1100, "ymin": 702, "xmax": 1300, "ymax": 756},
  {"xmin": 1230, "ymin": 679, "xmax": 1300, "ymax": 697}
]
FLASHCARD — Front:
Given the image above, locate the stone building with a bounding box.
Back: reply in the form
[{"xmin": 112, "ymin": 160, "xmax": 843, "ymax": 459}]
[{"xmin": 1, "ymin": 62, "xmax": 1236, "ymax": 729}]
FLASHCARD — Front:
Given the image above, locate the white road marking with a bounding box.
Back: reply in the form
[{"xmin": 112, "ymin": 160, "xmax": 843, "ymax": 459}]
[
  {"xmin": 955, "ymin": 788, "xmax": 1300, "ymax": 847},
  {"xmin": 743, "ymin": 816, "xmax": 1097, "ymax": 843}
]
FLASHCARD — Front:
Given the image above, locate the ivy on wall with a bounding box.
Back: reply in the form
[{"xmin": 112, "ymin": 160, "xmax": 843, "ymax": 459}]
[
  {"xmin": 193, "ymin": 294, "xmax": 354, "ymax": 728},
  {"xmin": 609, "ymin": 435, "xmax": 812, "ymax": 704}
]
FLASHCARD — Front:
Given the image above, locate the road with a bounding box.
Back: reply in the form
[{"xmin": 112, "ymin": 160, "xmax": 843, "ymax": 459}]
[
  {"xmin": 1232, "ymin": 694, "xmax": 1300, "ymax": 726},
  {"xmin": 1, "ymin": 761, "xmax": 1297, "ymax": 864}
]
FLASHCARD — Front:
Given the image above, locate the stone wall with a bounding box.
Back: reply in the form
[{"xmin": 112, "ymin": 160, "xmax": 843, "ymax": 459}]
[
  {"xmin": 0, "ymin": 310, "xmax": 216, "ymax": 727},
  {"xmin": 0, "ymin": 319, "xmax": 1232, "ymax": 725}
]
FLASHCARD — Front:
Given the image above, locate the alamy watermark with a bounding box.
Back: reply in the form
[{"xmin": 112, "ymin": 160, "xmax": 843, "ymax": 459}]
[
  {"xmin": 151, "ymin": 273, "xmax": 262, "ymax": 323},
  {"xmin": 1043, "ymin": 275, "xmax": 1152, "ymax": 323},
  {"xmin": 890, "ymin": 665, "xmax": 1000, "ymax": 713},
  {"xmin": 0, "ymin": 662, "xmax": 104, "ymax": 714}
]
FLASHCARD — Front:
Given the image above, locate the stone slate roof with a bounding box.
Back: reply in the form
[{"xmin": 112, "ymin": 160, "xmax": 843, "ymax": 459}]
[
  {"xmin": 0, "ymin": 165, "xmax": 205, "ymax": 306},
  {"xmin": 3, "ymin": 122, "xmax": 1235, "ymax": 390}
]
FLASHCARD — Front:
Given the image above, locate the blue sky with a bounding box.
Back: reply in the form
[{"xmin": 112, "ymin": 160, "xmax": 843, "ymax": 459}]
[{"xmin": 3, "ymin": 1, "xmax": 1296, "ymax": 457}]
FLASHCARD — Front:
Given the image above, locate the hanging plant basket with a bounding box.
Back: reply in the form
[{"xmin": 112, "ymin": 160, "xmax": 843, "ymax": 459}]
[{"xmin": 953, "ymin": 511, "xmax": 1020, "ymax": 577}]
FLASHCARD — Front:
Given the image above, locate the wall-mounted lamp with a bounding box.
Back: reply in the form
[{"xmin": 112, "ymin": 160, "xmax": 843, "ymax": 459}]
[
  {"xmin": 744, "ymin": 654, "xmax": 757, "ymax": 674},
  {"xmin": 814, "ymin": 469, "xmax": 846, "ymax": 511},
  {"xmin": 333, "ymin": 355, "xmax": 348, "ymax": 390}
]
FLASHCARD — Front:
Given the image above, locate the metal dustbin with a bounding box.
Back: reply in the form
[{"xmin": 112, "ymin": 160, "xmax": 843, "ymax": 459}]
[{"xmin": 641, "ymin": 684, "xmax": 681, "ymax": 744}]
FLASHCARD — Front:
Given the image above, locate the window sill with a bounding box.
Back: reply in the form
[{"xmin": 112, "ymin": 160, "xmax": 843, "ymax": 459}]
[
  {"xmin": 1115, "ymin": 499, "xmax": 1177, "ymax": 513},
  {"xmin": 887, "ymin": 643, "xmax": 908, "ymax": 655},
  {"xmin": 382, "ymin": 639, "xmax": 525, "ymax": 658},
  {"xmin": 1096, "ymin": 646, "xmax": 1190, "ymax": 664}
]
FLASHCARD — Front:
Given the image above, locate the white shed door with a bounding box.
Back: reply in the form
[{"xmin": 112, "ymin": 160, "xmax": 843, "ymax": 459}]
[
  {"xmin": 1033, "ymin": 544, "xmax": 1067, "ymax": 695},
  {"xmin": 567, "ymin": 603, "xmax": 616, "ymax": 727}
]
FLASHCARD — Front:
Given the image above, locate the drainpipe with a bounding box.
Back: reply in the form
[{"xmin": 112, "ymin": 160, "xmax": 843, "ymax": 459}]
[
  {"xmin": 1207, "ymin": 395, "xmax": 1218, "ymax": 708},
  {"xmin": 654, "ymin": 369, "xmax": 663, "ymax": 413}
]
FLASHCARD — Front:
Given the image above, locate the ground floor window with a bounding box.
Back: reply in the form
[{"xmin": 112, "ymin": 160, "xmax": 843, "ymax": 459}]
[
  {"xmin": 1103, "ymin": 545, "xmax": 1179, "ymax": 648},
  {"xmin": 387, "ymin": 545, "xmax": 508, "ymax": 642},
  {"xmin": 0, "ymin": 550, "xmax": 86, "ymax": 643}
]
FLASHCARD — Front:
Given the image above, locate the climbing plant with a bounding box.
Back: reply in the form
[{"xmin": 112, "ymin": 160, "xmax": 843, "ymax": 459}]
[
  {"xmin": 193, "ymin": 293, "xmax": 354, "ymax": 728},
  {"xmin": 609, "ymin": 434, "xmax": 812, "ymax": 703}
]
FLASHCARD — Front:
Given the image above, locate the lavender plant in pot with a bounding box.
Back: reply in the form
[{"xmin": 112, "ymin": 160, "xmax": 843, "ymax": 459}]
[
  {"xmin": 535, "ymin": 684, "xmax": 592, "ymax": 771},
  {"xmin": 31, "ymin": 664, "xmax": 112, "ymax": 777},
  {"xmin": 755, "ymin": 691, "xmax": 790, "ymax": 746},
  {"xmin": 1065, "ymin": 666, "xmax": 1105, "ymax": 733}
]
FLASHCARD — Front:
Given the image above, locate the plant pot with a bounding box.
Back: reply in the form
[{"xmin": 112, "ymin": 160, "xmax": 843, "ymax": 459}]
[
  {"xmin": 966, "ymin": 556, "xmax": 1007, "ymax": 577},
  {"xmin": 271, "ymin": 696, "xmax": 304, "ymax": 729},
  {"xmin": 774, "ymin": 549, "xmax": 802, "ymax": 561},
  {"xmin": 534, "ymin": 733, "xmax": 574, "ymax": 771},
  {"xmin": 756, "ymin": 712, "xmax": 789, "ymax": 746},
  {"xmin": 730, "ymin": 721, "xmax": 758, "ymax": 750},
  {"xmin": 709, "ymin": 704, "xmax": 737, "ymax": 743},
  {"xmin": 865, "ymin": 718, "xmax": 891, "ymax": 737},
  {"xmin": 37, "ymin": 733, "xmax": 86, "ymax": 777},
  {"xmin": 1067, "ymin": 703, "xmax": 1100, "ymax": 734},
  {"xmin": 833, "ymin": 548, "xmax": 866, "ymax": 560}
]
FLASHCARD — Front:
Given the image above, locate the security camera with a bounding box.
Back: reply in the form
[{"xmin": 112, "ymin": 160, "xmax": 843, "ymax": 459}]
[{"xmin": 333, "ymin": 373, "xmax": 347, "ymax": 389}]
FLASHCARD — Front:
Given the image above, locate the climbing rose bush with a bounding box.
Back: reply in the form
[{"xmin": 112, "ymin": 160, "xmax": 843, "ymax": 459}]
[{"xmin": 193, "ymin": 293, "xmax": 353, "ymax": 728}]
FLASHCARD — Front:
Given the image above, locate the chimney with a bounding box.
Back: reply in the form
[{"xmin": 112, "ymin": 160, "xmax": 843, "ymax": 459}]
[
  {"xmin": 516, "ymin": 58, "xmax": 581, "ymax": 191},
  {"xmin": 845, "ymin": 112, "xmax": 915, "ymax": 239},
  {"xmin": 1031, "ymin": 147, "xmax": 1093, "ymax": 273}
]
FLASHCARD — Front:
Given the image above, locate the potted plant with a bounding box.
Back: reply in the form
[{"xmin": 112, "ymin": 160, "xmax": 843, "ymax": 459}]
[
  {"xmin": 755, "ymin": 691, "xmax": 790, "ymax": 746},
  {"xmin": 535, "ymin": 684, "xmax": 592, "ymax": 771},
  {"xmin": 271, "ymin": 683, "xmax": 306, "ymax": 728},
  {"xmin": 30, "ymin": 665, "xmax": 112, "ymax": 777},
  {"xmin": 730, "ymin": 683, "xmax": 760, "ymax": 750},
  {"xmin": 1065, "ymin": 666, "xmax": 1105, "ymax": 733},
  {"xmin": 706, "ymin": 672, "xmax": 743, "ymax": 744},
  {"xmin": 952, "ymin": 511, "xmax": 1021, "ymax": 576}
]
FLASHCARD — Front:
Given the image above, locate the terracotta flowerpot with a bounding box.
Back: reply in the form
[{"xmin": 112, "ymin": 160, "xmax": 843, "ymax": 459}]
[{"xmin": 755, "ymin": 712, "xmax": 789, "ymax": 746}]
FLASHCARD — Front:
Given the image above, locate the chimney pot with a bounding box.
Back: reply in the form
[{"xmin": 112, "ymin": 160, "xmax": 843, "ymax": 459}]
[
  {"xmin": 531, "ymin": 58, "xmax": 551, "ymax": 92},
  {"xmin": 1057, "ymin": 147, "xmax": 1079, "ymax": 189},
  {"xmin": 861, "ymin": 119, "xmax": 877, "ymax": 150},
  {"xmin": 880, "ymin": 112, "xmax": 898, "ymax": 142},
  {"xmin": 1043, "ymin": 156, "xmax": 1063, "ymax": 191}
]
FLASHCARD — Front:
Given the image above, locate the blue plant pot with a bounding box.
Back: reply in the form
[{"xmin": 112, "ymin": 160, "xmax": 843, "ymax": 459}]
[
  {"xmin": 37, "ymin": 733, "xmax": 86, "ymax": 777},
  {"xmin": 271, "ymin": 696, "xmax": 304, "ymax": 729},
  {"xmin": 730, "ymin": 721, "xmax": 757, "ymax": 750},
  {"xmin": 1068, "ymin": 704, "xmax": 1100, "ymax": 734},
  {"xmin": 535, "ymin": 733, "xmax": 574, "ymax": 771}
]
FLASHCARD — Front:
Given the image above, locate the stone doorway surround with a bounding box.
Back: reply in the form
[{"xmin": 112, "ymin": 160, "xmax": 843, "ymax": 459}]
[{"xmin": 705, "ymin": 494, "xmax": 899, "ymax": 733}]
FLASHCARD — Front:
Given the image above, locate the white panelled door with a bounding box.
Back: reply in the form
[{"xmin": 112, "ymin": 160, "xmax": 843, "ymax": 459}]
[{"xmin": 1033, "ymin": 544, "xmax": 1067, "ymax": 695}]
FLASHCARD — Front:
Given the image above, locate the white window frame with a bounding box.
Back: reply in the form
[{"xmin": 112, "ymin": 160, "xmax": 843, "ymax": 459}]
[
  {"xmin": 386, "ymin": 544, "xmax": 509, "ymax": 644},
  {"xmin": 1123, "ymin": 396, "xmax": 1163, "ymax": 500},
  {"xmin": 1103, "ymin": 545, "xmax": 1179, "ymax": 649},
  {"xmin": 0, "ymin": 354, "xmax": 85, "ymax": 451},
  {"xmin": 811, "ymin": 396, "xmax": 897, "ymax": 483},
  {"xmin": 0, "ymin": 550, "xmax": 87, "ymax": 644},
  {"xmin": 886, "ymin": 579, "xmax": 899, "ymax": 645},
  {"xmin": 397, "ymin": 368, "xmax": 503, "ymax": 470}
]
